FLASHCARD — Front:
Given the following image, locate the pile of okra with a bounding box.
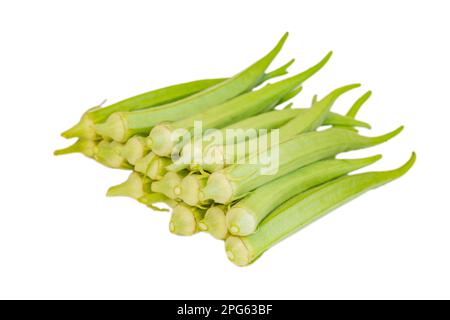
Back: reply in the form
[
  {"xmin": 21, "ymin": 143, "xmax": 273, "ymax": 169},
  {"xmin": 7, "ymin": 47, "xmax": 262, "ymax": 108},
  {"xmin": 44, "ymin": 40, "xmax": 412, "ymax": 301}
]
[{"xmin": 56, "ymin": 33, "xmax": 415, "ymax": 266}]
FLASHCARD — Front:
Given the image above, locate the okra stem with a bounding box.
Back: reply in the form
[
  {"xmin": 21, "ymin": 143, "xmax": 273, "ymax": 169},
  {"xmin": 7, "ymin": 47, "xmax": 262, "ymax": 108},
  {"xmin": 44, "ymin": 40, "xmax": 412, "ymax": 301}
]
[
  {"xmin": 121, "ymin": 136, "xmax": 151, "ymax": 165},
  {"xmin": 94, "ymin": 141, "xmax": 131, "ymax": 169},
  {"xmin": 106, "ymin": 172, "xmax": 151, "ymax": 199},
  {"xmin": 169, "ymin": 203, "xmax": 205, "ymax": 236},
  {"xmin": 151, "ymin": 171, "xmax": 186, "ymax": 199},
  {"xmin": 178, "ymin": 174, "xmax": 208, "ymax": 206},
  {"xmin": 199, "ymin": 206, "xmax": 229, "ymax": 240},
  {"xmin": 54, "ymin": 139, "xmax": 98, "ymax": 158}
]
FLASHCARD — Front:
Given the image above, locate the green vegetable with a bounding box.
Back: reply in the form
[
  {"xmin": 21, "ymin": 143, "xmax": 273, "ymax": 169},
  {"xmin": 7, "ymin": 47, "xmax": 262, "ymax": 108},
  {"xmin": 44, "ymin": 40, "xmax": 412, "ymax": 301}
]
[
  {"xmin": 225, "ymin": 153, "xmax": 416, "ymax": 266},
  {"xmin": 56, "ymin": 58, "xmax": 294, "ymax": 159},
  {"xmin": 134, "ymin": 151, "xmax": 172, "ymax": 180},
  {"xmin": 167, "ymin": 97, "xmax": 370, "ymax": 174},
  {"xmin": 223, "ymin": 106, "xmax": 370, "ymax": 131},
  {"xmin": 53, "ymin": 139, "xmax": 98, "ymax": 158},
  {"xmin": 178, "ymin": 174, "xmax": 208, "ymax": 206},
  {"xmin": 134, "ymin": 152, "xmax": 156, "ymax": 175},
  {"xmin": 106, "ymin": 172, "xmax": 175, "ymax": 211},
  {"xmin": 149, "ymin": 53, "xmax": 331, "ymax": 157},
  {"xmin": 226, "ymin": 155, "xmax": 381, "ymax": 236},
  {"xmin": 94, "ymin": 141, "xmax": 131, "ymax": 169},
  {"xmin": 151, "ymin": 171, "xmax": 186, "ymax": 199},
  {"xmin": 121, "ymin": 136, "xmax": 151, "ymax": 165},
  {"xmin": 62, "ymin": 78, "xmax": 228, "ymax": 140},
  {"xmin": 188, "ymin": 84, "xmax": 362, "ymax": 173},
  {"xmin": 198, "ymin": 205, "xmax": 229, "ymax": 240},
  {"xmin": 95, "ymin": 33, "xmax": 290, "ymax": 142},
  {"xmin": 334, "ymin": 90, "xmax": 372, "ymax": 132},
  {"xmin": 128, "ymin": 107, "xmax": 297, "ymax": 172},
  {"xmin": 200, "ymin": 126, "xmax": 403, "ymax": 204},
  {"xmin": 55, "ymin": 33, "xmax": 415, "ymax": 267},
  {"xmin": 169, "ymin": 203, "xmax": 205, "ymax": 236},
  {"xmin": 106, "ymin": 172, "xmax": 151, "ymax": 199}
]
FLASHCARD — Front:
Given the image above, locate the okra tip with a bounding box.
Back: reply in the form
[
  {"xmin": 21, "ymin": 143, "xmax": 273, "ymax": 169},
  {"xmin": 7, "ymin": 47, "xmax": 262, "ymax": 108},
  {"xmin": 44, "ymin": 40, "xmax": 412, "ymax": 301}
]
[
  {"xmin": 263, "ymin": 59, "xmax": 296, "ymax": 81},
  {"xmin": 291, "ymin": 51, "xmax": 333, "ymax": 85},
  {"xmin": 346, "ymin": 90, "xmax": 372, "ymax": 118},
  {"xmin": 392, "ymin": 152, "xmax": 416, "ymax": 176},
  {"xmin": 316, "ymin": 83, "xmax": 361, "ymax": 109},
  {"xmin": 373, "ymin": 125, "xmax": 404, "ymax": 143}
]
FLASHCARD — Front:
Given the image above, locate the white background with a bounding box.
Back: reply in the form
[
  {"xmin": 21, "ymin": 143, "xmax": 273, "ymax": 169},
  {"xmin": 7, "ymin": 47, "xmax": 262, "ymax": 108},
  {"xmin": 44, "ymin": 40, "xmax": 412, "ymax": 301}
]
[{"xmin": 0, "ymin": 0, "xmax": 449, "ymax": 299}]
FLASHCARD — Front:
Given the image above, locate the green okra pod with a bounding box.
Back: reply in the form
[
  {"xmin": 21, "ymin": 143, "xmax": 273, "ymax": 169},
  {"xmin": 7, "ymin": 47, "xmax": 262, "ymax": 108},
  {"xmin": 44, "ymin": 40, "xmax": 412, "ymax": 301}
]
[
  {"xmin": 169, "ymin": 203, "xmax": 206, "ymax": 236},
  {"xmin": 226, "ymin": 155, "xmax": 382, "ymax": 236},
  {"xmin": 225, "ymin": 153, "xmax": 416, "ymax": 266},
  {"xmin": 149, "ymin": 52, "xmax": 331, "ymax": 157},
  {"xmin": 95, "ymin": 33, "xmax": 291, "ymax": 142},
  {"xmin": 188, "ymin": 84, "xmax": 362, "ymax": 173},
  {"xmin": 106, "ymin": 172, "xmax": 151, "ymax": 199},
  {"xmin": 151, "ymin": 171, "xmax": 187, "ymax": 199},
  {"xmin": 200, "ymin": 126, "xmax": 404, "ymax": 204},
  {"xmin": 62, "ymin": 78, "xmax": 228, "ymax": 140},
  {"xmin": 199, "ymin": 205, "xmax": 230, "ymax": 240}
]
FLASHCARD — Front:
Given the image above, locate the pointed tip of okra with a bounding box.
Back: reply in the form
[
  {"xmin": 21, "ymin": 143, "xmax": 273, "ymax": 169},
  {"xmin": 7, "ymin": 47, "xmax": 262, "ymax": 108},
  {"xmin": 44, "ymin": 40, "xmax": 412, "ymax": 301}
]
[
  {"xmin": 349, "ymin": 154, "xmax": 383, "ymax": 168},
  {"xmin": 293, "ymin": 51, "xmax": 333, "ymax": 84},
  {"xmin": 368, "ymin": 154, "xmax": 383, "ymax": 162},
  {"xmin": 392, "ymin": 152, "xmax": 416, "ymax": 176},
  {"xmin": 358, "ymin": 120, "xmax": 372, "ymax": 130},
  {"xmin": 262, "ymin": 58, "xmax": 297, "ymax": 82},
  {"xmin": 285, "ymin": 58, "xmax": 295, "ymax": 69},
  {"xmin": 310, "ymin": 94, "xmax": 318, "ymax": 107},
  {"xmin": 373, "ymin": 125, "xmax": 404, "ymax": 143},
  {"xmin": 266, "ymin": 32, "xmax": 289, "ymax": 60},
  {"xmin": 346, "ymin": 90, "xmax": 373, "ymax": 118},
  {"xmin": 321, "ymin": 83, "xmax": 361, "ymax": 103}
]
